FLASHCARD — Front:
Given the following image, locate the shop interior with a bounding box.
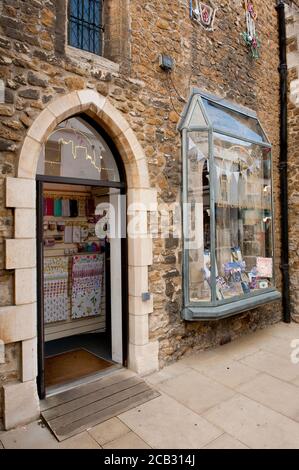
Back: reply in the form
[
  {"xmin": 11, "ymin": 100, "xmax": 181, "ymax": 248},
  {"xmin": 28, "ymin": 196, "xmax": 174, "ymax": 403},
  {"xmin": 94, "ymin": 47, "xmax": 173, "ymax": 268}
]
[{"xmin": 42, "ymin": 182, "xmax": 117, "ymax": 390}]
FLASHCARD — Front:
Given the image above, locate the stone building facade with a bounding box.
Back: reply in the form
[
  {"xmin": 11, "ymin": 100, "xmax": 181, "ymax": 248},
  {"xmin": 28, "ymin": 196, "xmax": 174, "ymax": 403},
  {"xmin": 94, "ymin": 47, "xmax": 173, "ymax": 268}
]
[
  {"xmin": 0, "ymin": 0, "xmax": 285, "ymax": 429},
  {"xmin": 286, "ymin": 1, "xmax": 299, "ymax": 321}
]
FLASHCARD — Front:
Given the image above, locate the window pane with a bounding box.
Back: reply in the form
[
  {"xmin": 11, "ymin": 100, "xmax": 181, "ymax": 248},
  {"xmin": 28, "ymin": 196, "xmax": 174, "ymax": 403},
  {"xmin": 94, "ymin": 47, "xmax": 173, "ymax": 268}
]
[
  {"xmin": 68, "ymin": 0, "xmax": 103, "ymax": 55},
  {"xmin": 82, "ymin": 26, "xmax": 90, "ymax": 51},
  {"xmin": 37, "ymin": 117, "xmax": 120, "ymax": 182},
  {"xmin": 83, "ymin": 0, "xmax": 89, "ymax": 22},
  {"xmin": 189, "ymin": 99, "xmax": 208, "ymax": 127},
  {"xmin": 203, "ymin": 99, "xmax": 266, "ymax": 143},
  {"xmin": 69, "ymin": 0, "xmax": 77, "ymax": 16},
  {"xmin": 214, "ymin": 133, "xmax": 274, "ymax": 301},
  {"xmin": 187, "ymin": 132, "xmax": 211, "ymax": 302}
]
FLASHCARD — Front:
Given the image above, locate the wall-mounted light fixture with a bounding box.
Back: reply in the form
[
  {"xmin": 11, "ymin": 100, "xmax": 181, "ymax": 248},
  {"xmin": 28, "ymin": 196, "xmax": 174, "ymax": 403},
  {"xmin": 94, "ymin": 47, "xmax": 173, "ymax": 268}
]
[{"xmin": 159, "ymin": 54, "xmax": 174, "ymax": 72}]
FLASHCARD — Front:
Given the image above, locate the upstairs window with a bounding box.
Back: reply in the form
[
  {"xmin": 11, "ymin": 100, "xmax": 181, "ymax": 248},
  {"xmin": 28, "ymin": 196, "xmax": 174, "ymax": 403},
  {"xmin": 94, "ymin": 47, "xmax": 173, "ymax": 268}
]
[{"xmin": 68, "ymin": 0, "xmax": 104, "ymax": 55}]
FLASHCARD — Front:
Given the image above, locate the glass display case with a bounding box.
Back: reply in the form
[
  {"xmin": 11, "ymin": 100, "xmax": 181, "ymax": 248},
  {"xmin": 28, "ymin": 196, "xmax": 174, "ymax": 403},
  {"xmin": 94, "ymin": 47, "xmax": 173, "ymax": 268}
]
[{"xmin": 179, "ymin": 90, "xmax": 281, "ymax": 320}]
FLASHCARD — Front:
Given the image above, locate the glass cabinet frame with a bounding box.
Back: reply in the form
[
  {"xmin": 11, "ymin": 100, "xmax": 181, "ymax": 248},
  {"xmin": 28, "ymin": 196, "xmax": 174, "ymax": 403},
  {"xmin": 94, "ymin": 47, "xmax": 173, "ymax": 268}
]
[{"xmin": 179, "ymin": 89, "xmax": 281, "ymax": 321}]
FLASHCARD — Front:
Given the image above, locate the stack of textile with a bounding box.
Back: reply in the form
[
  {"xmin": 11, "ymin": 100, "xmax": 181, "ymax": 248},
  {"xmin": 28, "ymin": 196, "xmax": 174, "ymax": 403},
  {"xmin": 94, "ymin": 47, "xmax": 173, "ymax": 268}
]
[
  {"xmin": 44, "ymin": 257, "xmax": 69, "ymax": 323},
  {"xmin": 71, "ymin": 253, "xmax": 104, "ymax": 319}
]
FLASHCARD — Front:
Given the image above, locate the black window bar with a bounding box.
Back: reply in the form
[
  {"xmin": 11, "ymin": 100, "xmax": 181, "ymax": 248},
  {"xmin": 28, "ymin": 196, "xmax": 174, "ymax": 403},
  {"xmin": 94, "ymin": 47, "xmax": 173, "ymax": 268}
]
[{"xmin": 68, "ymin": 0, "xmax": 104, "ymax": 56}]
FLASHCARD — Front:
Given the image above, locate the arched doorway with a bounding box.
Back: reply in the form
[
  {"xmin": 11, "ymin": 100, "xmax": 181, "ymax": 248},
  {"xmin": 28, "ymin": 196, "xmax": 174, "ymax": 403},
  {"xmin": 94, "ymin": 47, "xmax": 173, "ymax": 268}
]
[
  {"xmin": 3, "ymin": 90, "xmax": 159, "ymax": 428},
  {"xmin": 36, "ymin": 115, "xmax": 127, "ymax": 397}
]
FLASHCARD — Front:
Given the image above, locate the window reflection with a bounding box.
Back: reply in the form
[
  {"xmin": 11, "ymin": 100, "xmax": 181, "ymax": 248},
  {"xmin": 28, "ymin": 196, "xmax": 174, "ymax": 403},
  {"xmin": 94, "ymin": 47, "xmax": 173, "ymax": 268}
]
[
  {"xmin": 187, "ymin": 132, "xmax": 211, "ymax": 302},
  {"xmin": 214, "ymin": 134, "xmax": 273, "ymax": 300},
  {"xmin": 202, "ymin": 99, "xmax": 266, "ymax": 143}
]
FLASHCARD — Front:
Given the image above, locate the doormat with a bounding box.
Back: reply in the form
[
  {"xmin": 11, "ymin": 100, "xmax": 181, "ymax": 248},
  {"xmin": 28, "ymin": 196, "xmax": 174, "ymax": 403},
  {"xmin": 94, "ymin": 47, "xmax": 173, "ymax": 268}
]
[
  {"xmin": 41, "ymin": 369, "xmax": 160, "ymax": 441},
  {"xmin": 45, "ymin": 349, "xmax": 114, "ymax": 388}
]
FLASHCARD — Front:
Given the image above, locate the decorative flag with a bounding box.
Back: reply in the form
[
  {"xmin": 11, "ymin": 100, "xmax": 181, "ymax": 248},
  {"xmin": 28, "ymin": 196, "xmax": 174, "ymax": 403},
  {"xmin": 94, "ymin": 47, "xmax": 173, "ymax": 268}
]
[{"xmin": 190, "ymin": 1, "xmax": 217, "ymax": 31}]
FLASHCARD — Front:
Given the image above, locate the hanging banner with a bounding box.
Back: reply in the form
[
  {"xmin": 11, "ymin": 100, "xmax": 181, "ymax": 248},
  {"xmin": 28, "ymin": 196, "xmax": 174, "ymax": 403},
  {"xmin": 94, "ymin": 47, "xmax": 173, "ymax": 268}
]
[{"xmin": 242, "ymin": 1, "xmax": 260, "ymax": 59}]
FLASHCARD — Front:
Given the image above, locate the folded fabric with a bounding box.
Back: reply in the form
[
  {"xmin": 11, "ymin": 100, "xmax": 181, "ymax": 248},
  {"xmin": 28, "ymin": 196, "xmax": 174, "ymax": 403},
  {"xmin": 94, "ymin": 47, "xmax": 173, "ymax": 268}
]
[
  {"xmin": 71, "ymin": 254, "xmax": 104, "ymax": 319},
  {"xmin": 45, "ymin": 198, "xmax": 54, "ymax": 216},
  {"xmin": 70, "ymin": 199, "xmax": 78, "ymax": 217},
  {"xmin": 62, "ymin": 199, "xmax": 71, "ymax": 217},
  {"xmin": 54, "ymin": 198, "xmax": 62, "ymax": 217},
  {"xmin": 44, "ymin": 295, "xmax": 68, "ymax": 323}
]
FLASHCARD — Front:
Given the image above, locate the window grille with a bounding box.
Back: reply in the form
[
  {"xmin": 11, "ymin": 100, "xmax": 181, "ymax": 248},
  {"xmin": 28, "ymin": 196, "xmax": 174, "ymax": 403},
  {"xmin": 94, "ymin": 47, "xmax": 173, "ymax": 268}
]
[{"xmin": 68, "ymin": 0, "xmax": 104, "ymax": 55}]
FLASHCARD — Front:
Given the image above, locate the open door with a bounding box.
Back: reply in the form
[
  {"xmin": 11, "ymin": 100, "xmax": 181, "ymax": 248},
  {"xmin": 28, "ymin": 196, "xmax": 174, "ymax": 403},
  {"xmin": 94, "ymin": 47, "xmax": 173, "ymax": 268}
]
[{"xmin": 37, "ymin": 180, "xmax": 45, "ymax": 399}]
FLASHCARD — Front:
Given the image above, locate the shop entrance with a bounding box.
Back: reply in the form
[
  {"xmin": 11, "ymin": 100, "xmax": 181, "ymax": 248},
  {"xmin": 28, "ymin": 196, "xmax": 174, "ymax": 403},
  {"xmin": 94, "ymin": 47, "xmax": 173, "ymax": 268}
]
[{"xmin": 36, "ymin": 115, "xmax": 127, "ymax": 398}]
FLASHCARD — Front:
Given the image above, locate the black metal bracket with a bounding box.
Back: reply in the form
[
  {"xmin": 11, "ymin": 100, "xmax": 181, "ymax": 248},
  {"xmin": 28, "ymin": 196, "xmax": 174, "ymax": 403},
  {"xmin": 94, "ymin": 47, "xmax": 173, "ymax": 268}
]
[
  {"xmin": 279, "ymin": 161, "xmax": 288, "ymax": 170},
  {"xmin": 278, "ymin": 63, "xmax": 288, "ymax": 73}
]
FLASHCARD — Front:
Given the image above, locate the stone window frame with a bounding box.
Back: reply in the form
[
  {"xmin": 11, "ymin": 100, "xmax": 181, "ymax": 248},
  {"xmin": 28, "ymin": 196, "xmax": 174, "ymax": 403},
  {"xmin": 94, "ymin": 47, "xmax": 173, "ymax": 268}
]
[{"xmin": 55, "ymin": 0, "xmax": 130, "ymax": 73}]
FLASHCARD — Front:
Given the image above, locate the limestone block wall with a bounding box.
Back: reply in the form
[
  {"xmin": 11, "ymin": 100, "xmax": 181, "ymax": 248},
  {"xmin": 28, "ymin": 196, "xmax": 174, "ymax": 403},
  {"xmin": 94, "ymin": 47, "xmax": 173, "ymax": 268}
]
[
  {"xmin": 0, "ymin": 0, "xmax": 284, "ymax": 426},
  {"xmin": 286, "ymin": 1, "xmax": 299, "ymax": 320}
]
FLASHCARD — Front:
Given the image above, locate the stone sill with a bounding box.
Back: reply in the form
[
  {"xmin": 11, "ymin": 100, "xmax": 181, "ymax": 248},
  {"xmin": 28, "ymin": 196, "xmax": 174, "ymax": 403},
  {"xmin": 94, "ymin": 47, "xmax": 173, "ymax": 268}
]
[{"xmin": 65, "ymin": 45, "xmax": 120, "ymax": 74}]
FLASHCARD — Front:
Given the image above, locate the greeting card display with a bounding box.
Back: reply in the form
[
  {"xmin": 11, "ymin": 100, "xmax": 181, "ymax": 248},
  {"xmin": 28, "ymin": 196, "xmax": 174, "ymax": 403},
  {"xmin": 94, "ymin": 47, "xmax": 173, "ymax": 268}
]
[{"xmin": 256, "ymin": 257, "xmax": 273, "ymax": 278}]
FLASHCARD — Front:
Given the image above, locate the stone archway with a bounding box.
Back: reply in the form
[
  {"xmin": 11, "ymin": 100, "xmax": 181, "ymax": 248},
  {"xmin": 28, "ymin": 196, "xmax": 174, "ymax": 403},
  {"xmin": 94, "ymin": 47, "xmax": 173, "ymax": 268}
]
[{"xmin": 2, "ymin": 90, "xmax": 158, "ymax": 429}]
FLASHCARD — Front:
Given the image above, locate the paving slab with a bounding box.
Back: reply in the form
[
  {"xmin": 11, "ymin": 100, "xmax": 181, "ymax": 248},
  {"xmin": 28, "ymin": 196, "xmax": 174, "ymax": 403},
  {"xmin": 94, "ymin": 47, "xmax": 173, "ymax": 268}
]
[
  {"xmin": 292, "ymin": 376, "xmax": 299, "ymax": 387},
  {"xmin": 156, "ymin": 369, "xmax": 235, "ymax": 414},
  {"xmin": 59, "ymin": 431, "xmax": 101, "ymax": 449},
  {"xmin": 145, "ymin": 362, "xmax": 188, "ymax": 386},
  {"xmin": 203, "ymin": 394, "xmax": 299, "ymax": 449},
  {"xmin": 186, "ymin": 355, "xmax": 260, "ymax": 389},
  {"xmin": 207, "ymin": 335, "xmax": 263, "ymax": 362},
  {"xmin": 103, "ymin": 431, "xmax": 151, "ymax": 449},
  {"xmin": 202, "ymin": 433, "xmax": 249, "ymax": 449},
  {"xmin": 237, "ymin": 373, "xmax": 299, "ymax": 421},
  {"xmin": 88, "ymin": 417, "xmax": 130, "ymax": 446},
  {"xmin": 119, "ymin": 394, "xmax": 222, "ymax": 449},
  {"xmin": 0, "ymin": 421, "xmax": 59, "ymax": 449},
  {"xmin": 180, "ymin": 350, "xmax": 220, "ymax": 367},
  {"xmin": 265, "ymin": 322, "xmax": 299, "ymax": 340},
  {"xmin": 259, "ymin": 334, "xmax": 295, "ymax": 360},
  {"xmin": 1, "ymin": 321, "xmax": 299, "ymax": 450},
  {"xmin": 240, "ymin": 349, "xmax": 299, "ymax": 382}
]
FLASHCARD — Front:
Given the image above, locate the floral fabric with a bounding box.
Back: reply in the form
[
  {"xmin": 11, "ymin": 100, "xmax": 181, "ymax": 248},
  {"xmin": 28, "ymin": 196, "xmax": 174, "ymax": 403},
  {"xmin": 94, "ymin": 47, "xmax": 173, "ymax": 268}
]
[
  {"xmin": 44, "ymin": 256, "xmax": 69, "ymax": 324},
  {"xmin": 71, "ymin": 254, "xmax": 104, "ymax": 319}
]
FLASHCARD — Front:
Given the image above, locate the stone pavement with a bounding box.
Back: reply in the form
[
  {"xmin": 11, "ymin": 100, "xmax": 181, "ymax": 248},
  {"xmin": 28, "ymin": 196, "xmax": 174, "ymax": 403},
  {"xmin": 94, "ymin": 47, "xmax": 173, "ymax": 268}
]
[{"xmin": 1, "ymin": 321, "xmax": 299, "ymax": 449}]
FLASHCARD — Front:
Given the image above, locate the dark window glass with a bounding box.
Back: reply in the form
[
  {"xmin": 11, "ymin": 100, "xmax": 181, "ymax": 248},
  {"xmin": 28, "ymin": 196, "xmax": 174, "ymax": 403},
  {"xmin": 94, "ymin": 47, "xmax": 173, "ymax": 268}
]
[{"xmin": 68, "ymin": 0, "xmax": 103, "ymax": 55}]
